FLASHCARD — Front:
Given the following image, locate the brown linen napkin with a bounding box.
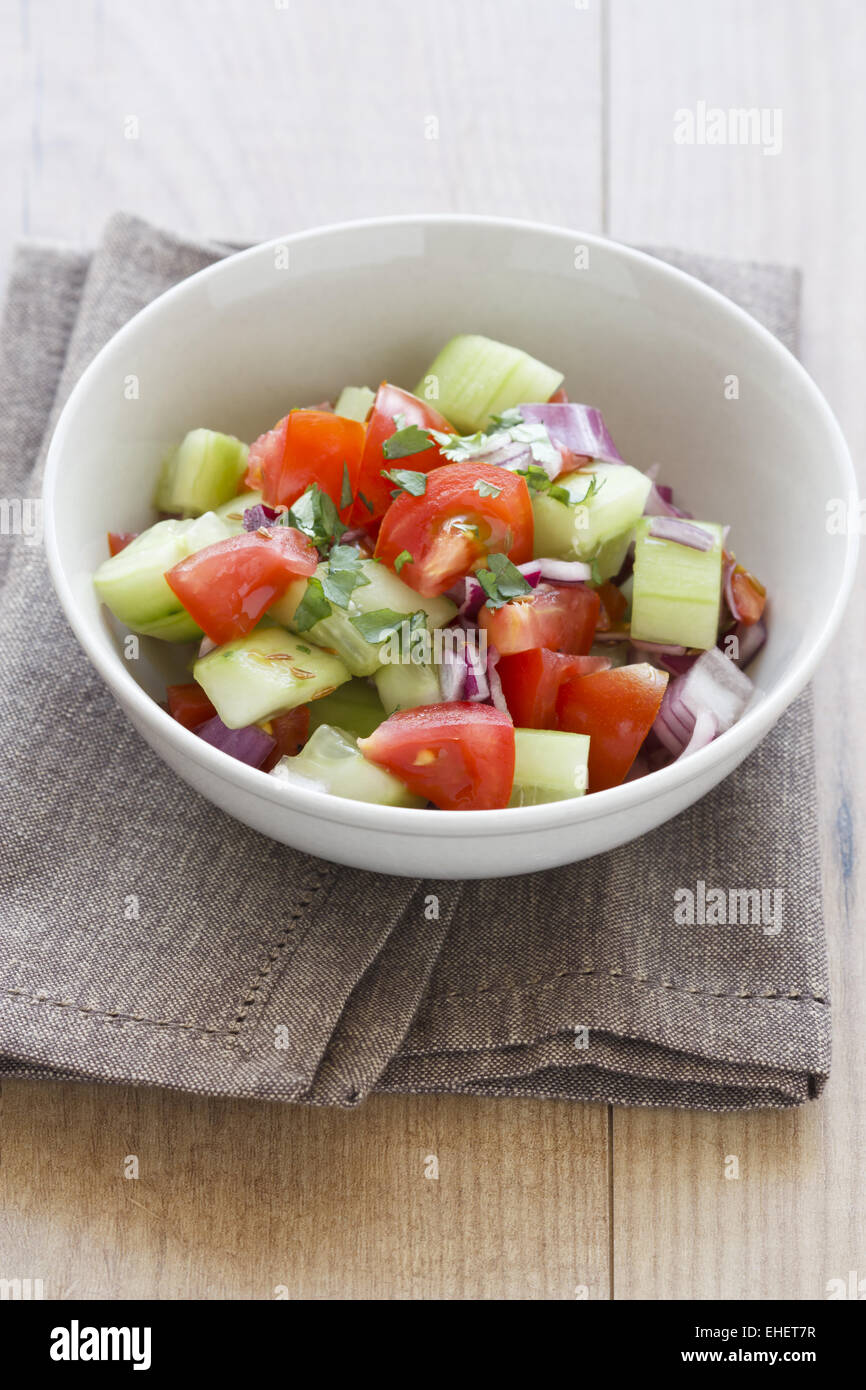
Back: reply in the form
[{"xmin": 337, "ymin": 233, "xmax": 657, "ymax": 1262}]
[{"xmin": 0, "ymin": 214, "xmax": 829, "ymax": 1110}]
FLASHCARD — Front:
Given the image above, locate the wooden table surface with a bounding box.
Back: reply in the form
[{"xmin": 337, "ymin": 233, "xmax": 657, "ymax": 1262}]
[{"xmin": 1, "ymin": 0, "xmax": 863, "ymax": 1300}]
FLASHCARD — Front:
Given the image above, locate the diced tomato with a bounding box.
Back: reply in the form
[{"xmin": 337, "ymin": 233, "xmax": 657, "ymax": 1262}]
[
  {"xmin": 166, "ymin": 682, "xmax": 217, "ymax": 731},
  {"xmin": 556, "ymin": 663, "xmax": 669, "ymax": 792},
  {"xmin": 358, "ymin": 703, "xmax": 515, "ymax": 811},
  {"xmin": 352, "ymin": 384, "xmax": 455, "ymax": 525},
  {"xmin": 165, "ymin": 526, "xmax": 318, "ymax": 646},
  {"xmin": 497, "ymin": 648, "xmax": 611, "ymax": 728},
  {"xmin": 595, "ymin": 581, "xmax": 628, "ymax": 631},
  {"xmin": 247, "ymin": 410, "xmax": 365, "ymax": 519},
  {"xmin": 548, "ymin": 386, "xmax": 569, "ymax": 404},
  {"xmin": 261, "ymin": 706, "xmax": 310, "ymax": 772},
  {"xmin": 375, "ymin": 462, "xmax": 533, "ymax": 597},
  {"xmin": 108, "ymin": 531, "xmax": 137, "ymax": 557},
  {"xmin": 730, "ymin": 564, "xmax": 767, "ymax": 626},
  {"xmin": 478, "ymin": 582, "xmax": 600, "ymax": 656}
]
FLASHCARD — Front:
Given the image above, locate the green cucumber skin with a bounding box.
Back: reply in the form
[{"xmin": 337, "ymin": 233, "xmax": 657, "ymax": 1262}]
[
  {"xmin": 531, "ymin": 462, "xmax": 652, "ymax": 574},
  {"xmin": 194, "ymin": 626, "xmax": 351, "ymax": 729},
  {"xmin": 307, "ymin": 679, "xmax": 385, "ymax": 739},
  {"xmin": 272, "ymin": 724, "xmax": 424, "ymax": 807},
  {"xmin": 334, "ymin": 386, "xmax": 375, "ymax": 423},
  {"xmin": 630, "ymin": 517, "xmax": 724, "ymax": 650},
  {"xmin": 508, "ymin": 728, "xmax": 590, "ymax": 807},
  {"xmin": 374, "ymin": 661, "xmax": 441, "ymax": 716},
  {"xmin": 93, "ymin": 511, "xmax": 229, "ymax": 640},
  {"xmin": 154, "ymin": 429, "xmax": 249, "ymax": 518},
  {"xmin": 414, "ymin": 334, "xmax": 563, "ymax": 433},
  {"xmin": 271, "ymin": 559, "xmax": 456, "ymax": 678}
]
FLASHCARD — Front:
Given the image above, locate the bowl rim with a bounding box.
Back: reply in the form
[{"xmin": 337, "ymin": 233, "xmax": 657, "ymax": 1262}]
[{"xmin": 43, "ymin": 212, "xmax": 859, "ymax": 839}]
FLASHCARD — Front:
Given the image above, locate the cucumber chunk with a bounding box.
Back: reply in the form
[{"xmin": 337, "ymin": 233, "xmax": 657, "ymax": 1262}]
[
  {"xmin": 630, "ymin": 517, "xmax": 724, "ymax": 650},
  {"xmin": 194, "ymin": 626, "xmax": 350, "ymax": 729},
  {"xmin": 93, "ymin": 511, "xmax": 229, "ymax": 641},
  {"xmin": 213, "ymin": 489, "xmax": 263, "ymax": 533},
  {"xmin": 532, "ymin": 462, "xmax": 651, "ymax": 578},
  {"xmin": 509, "ymin": 728, "xmax": 590, "ymax": 807},
  {"xmin": 270, "ymin": 557, "xmax": 456, "ymax": 677},
  {"xmin": 154, "ymin": 429, "xmax": 249, "ymax": 517},
  {"xmin": 414, "ymin": 334, "xmax": 563, "ymax": 432},
  {"xmin": 374, "ymin": 661, "xmax": 441, "ymax": 716},
  {"xmin": 307, "ymin": 679, "xmax": 385, "ymax": 739},
  {"xmin": 272, "ymin": 724, "xmax": 424, "ymax": 807},
  {"xmin": 334, "ymin": 385, "xmax": 375, "ymax": 423}
]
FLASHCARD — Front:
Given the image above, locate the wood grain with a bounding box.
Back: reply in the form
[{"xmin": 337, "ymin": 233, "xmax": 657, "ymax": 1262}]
[{"xmin": 607, "ymin": 0, "xmax": 866, "ymax": 1300}]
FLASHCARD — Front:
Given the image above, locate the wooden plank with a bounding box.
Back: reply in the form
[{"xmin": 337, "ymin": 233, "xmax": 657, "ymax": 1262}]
[
  {"xmin": 0, "ymin": 1081, "xmax": 610, "ymax": 1300},
  {"xmin": 0, "ymin": 0, "xmax": 610, "ymax": 1300},
  {"xmin": 607, "ymin": 0, "xmax": 866, "ymax": 1299}
]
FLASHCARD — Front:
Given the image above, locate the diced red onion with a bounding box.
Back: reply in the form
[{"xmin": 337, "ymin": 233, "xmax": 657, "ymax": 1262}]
[
  {"xmin": 243, "ymin": 503, "xmax": 283, "ymax": 531},
  {"xmin": 198, "ymin": 636, "xmax": 217, "ymax": 658},
  {"xmin": 486, "ymin": 645, "xmax": 509, "ymax": 715},
  {"xmin": 515, "ymin": 561, "xmax": 543, "ymax": 589},
  {"xmin": 195, "ymin": 715, "xmax": 275, "ymax": 769},
  {"xmin": 629, "ymin": 639, "xmax": 687, "ymax": 657},
  {"xmin": 648, "ymin": 516, "xmax": 714, "ymax": 551},
  {"xmin": 532, "ymin": 558, "xmax": 593, "ymax": 584},
  {"xmin": 643, "ymin": 467, "xmax": 692, "ymax": 520},
  {"xmin": 653, "ymin": 646, "xmax": 753, "ymax": 758},
  {"xmin": 728, "ymin": 617, "xmax": 767, "ymax": 670},
  {"xmin": 447, "ymin": 574, "xmax": 487, "ymax": 621},
  {"xmin": 723, "ymin": 552, "xmax": 743, "ymax": 622},
  {"xmin": 483, "ymin": 440, "xmax": 535, "ymax": 471},
  {"xmin": 464, "ymin": 637, "xmax": 490, "ymax": 701},
  {"xmin": 518, "ymin": 403, "xmax": 625, "ymax": 467},
  {"xmin": 439, "ymin": 645, "xmax": 466, "ymax": 701},
  {"xmin": 679, "ymin": 708, "xmax": 719, "ymax": 758}
]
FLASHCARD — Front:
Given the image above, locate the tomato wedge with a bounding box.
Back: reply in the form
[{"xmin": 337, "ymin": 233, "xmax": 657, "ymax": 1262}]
[
  {"xmin": 497, "ymin": 648, "xmax": 611, "ymax": 728},
  {"xmin": 352, "ymin": 384, "xmax": 455, "ymax": 525},
  {"xmin": 556, "ymin": 663, "xmax": 668, "ymax": 792},
  {"xmin": 107, "ymin": 531, "xmax": 137, "ymax": 557},
  {"xmin": 478, "ymin": 582, "xmax": 600, "ymax": 656},
  {"xmin": 165, "ymin": 525, "xmax": 318, "ymax": 646},
  {"xmin": 247, "ymin": 411, "xmax": 365, "ymax": 519},
  {"xmin": 730, "ymin": 564, "xmax": 767, "ymax": 625},
  {"xmin": 375, "ymin": 462, "xmax": 533, "ymax": 597},
  {"xmin": 358, "ymin": 703, "xmax": 515, "ymax": 810},
  {"xmin": 262, "ymin": 706, "xmax": 310, "ymax": 772},
  {"xmin": 166, "ymin": 682, "xmax": 217, "ymax": 731}
]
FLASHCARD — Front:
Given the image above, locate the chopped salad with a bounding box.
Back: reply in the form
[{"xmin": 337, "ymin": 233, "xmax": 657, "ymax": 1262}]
[{"xmin": 93, "ymin": 333, "xmax": 767, "ymax": 811}]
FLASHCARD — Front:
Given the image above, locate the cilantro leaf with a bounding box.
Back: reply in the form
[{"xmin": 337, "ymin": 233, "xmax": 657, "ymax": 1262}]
[
  {"xmin": 475, "ymin": 553, "xmax": 533, "ymax": 610},
  {"xmin": 340, "ymin": 461, "xmax": 353, "ymax": 511},
  {"xmin": 380, "ymin": 467, "xmax": 428, "ymax": 497},
  {"xmin": 393, "ymin": 549, "xmax": 413, "ymax": 574},
  {"xmin": 382, "ymin": 424, "xmax": 433, "ymax": 460},
  {"xmin": 350, "ymin": 608, "xmax": 427, "ymax": 647},
  {"xmin": 358, "ymin": 489, "xmax": 374, "ymax": 515},
  {"xmin": 488, "ymin": 408, "xmax": 524, "ymax": 430},
  {"xmin": 473, "ymin": 478, "xmax": 502, "ymax": 499},
  {"xmin": 286, "ymin": 484, "xmax": 347, "ymax": 555},
  {"xmin": 428, "ymin": 427, "xmax": 490, "ymax": 464},
  {"xmin": 516, "ymin": 463, "xmax": 570, "ymax": 505},
  {"xmin": 320, "ymin": 545, "xmax": 372, "ymax": 609},
  {"xmin": 292, "ymin": 576, "xmax": 332, "ymax": 631}
]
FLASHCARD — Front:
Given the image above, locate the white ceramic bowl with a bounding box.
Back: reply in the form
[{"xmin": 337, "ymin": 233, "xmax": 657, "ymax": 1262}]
[{"xmin": 44, "ymin": 216, "xmax": 857, "ymax": 879}]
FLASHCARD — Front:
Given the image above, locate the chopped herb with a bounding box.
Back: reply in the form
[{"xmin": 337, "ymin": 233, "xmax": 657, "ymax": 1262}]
[
  {"xmin": 508, "ymin": 420, "xmax": 561, "ymax": 468},
  {"xmin": 292, "ymin": 576, "xmax": 332, "ymax": 632},
  {"xmin": 516, "ymin": 463, "xmax": 570, "ymax": 505},
  {"xmin": 382, "ymin": 424, "xmax": 433, "ymax": 460},
  {"xmin": 297, "ymin": 644, "xmax": 312, "ymax": 654},
  {"xmin": 589, "ymin": 558, "xmax": 603, "ymax": 586},
  {"xmin": 488, "ymin": 408, "xmax": 524, "ymax": 430},
  {"xmin": 575, "ymin": 474, "xmax": 606, "ymax": 505},
  {"xmin": 350, "ymin": 608, "xmax": 427, "ymax": 647},
  {"xmin": 393, "ymin": 549, "xmax": 413, "ymax": 574},
  {"xmin": 340, "ymin": 461, "xmax": 353, "ymax": 511},
  {"xmin": 320, "ymin": 544, "xmax": 371, "ymax": 609},
  {"xmin": 380, "ymin": 467, "xmax": 428, "ymax": 497},
  {"xmin": 473, "ymin": 478, "xmax": 502, "ymax": 499},
  {"xmin": 428, "ymin": 427, "xmax": 489, "ymax": 464},
  {"xmin": 476, "ymin": 553, "xmax": 533, "ymax": 610},
  {"xmin": 358, "ymin": 489, "xmax": 375, "ymax": 515},
  {"xmin": 286, "ymin": 483, "xmax": 346, "ymax": 555}
]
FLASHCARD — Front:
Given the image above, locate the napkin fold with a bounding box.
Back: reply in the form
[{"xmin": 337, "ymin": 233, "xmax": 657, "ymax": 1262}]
[{"xmin": 0, "ymin": 214, "xmax": 829, "ymax": 1110}]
